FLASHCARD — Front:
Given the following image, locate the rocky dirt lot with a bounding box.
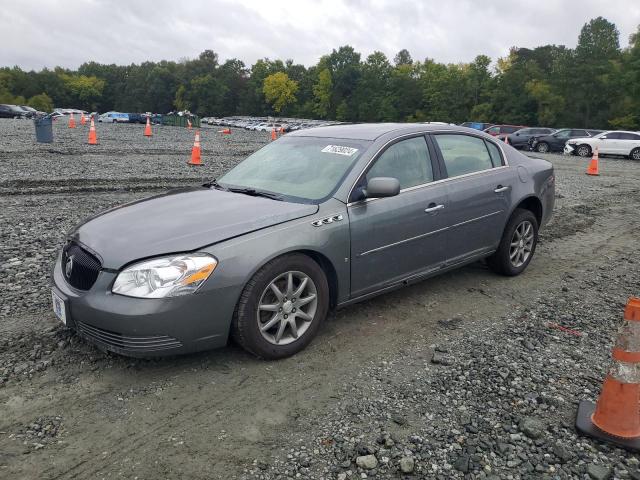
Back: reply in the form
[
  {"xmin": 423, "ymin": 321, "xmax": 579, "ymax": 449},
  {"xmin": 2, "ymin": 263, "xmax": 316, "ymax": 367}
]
[{"xmin": 0, "ymin": 119, "xmax": 639, "ymax": 479}]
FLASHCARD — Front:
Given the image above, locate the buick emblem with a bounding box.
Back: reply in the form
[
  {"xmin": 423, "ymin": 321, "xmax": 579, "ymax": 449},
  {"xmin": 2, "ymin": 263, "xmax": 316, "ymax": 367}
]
[{"xmin": 65, "ymin": 255, "xmax": 74, "ymax": 278}]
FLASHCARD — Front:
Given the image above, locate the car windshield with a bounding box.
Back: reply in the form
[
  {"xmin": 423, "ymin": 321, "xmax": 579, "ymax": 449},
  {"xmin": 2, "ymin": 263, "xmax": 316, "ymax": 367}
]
[{"xmin": 219, "ymin": 136, "xmax": 368, "ymax": 203}]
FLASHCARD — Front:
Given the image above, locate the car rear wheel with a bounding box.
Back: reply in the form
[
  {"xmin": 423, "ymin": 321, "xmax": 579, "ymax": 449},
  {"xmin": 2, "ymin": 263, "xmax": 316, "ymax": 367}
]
[
  {"xmin": 630, "ymin": 147, "xmax": 640, "ymax": 161},
  {"xmin": 535, "ymin": 142, "xmax": 550, "ymax": 154},
  {"xmin": 487, "ymin": 209, "xmax": 538, "ymax": 276},
  {"xmin": 232, "ymin": 253, "xmax": 329, "ymax": 359},
  {"xmin": 576, "ymin": 144, "xmax": 592, "ymax": 157}
]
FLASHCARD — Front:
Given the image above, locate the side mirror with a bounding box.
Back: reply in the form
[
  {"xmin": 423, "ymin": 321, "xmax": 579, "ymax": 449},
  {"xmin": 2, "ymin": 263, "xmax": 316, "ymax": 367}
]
[
  {"xmin": 601, "ymin": 136, "xmax": 608, "ymax": 140},
  {"xmin": 515, "ymin": 132, "xmax": 520, "ymax": 136},
  {"xmin": 364, "ymin": 177, "xmax": 400, "ymax": 199}
]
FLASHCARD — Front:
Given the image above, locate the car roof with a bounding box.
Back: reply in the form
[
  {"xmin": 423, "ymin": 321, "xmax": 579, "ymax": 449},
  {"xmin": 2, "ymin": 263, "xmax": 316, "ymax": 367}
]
[{"xmin": 287, "ymin": 123, "xmax": 470, "ymax": 141}]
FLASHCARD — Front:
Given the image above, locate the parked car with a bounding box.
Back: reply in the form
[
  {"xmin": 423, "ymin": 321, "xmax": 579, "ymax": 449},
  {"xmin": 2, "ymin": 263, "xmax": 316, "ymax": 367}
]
[
  {"xmin": 460, "ymin": 122, "xmax": 493, "ymax": 131},
  {"xmin": 0, "ymin": 104, "xmax": 32, "ymax": 118},
  {"xmin": 505, "ymin": 127, "xmax": 556, "ymax": 149},
  {"xmin": 99, "ymin": 112, "xmax": 129, "ymax": 123},
  {"xmin": 19, "ymin": 105, "xmax": 41, "ymax": 117},
  {"xmin": 484, "ymin": 125, "xmax": 525, "ymax": 137},
  {"xmin": 528, "ymin": 128, "xmax": 603, "ymax": 153},
  {"xmin": 127, "ymin": 113, "xmax": 146, "ymax": 124},
  {"xmin": 51, "ymin": 123, "xmax": 554, "ymax": 359},
  {"xmin": 0, "ymin": 104, "xmax": 17, "ymax": 118},
  {"xmin": 564, "ymin": 131, "xmax": 640, "ymax": 160}
]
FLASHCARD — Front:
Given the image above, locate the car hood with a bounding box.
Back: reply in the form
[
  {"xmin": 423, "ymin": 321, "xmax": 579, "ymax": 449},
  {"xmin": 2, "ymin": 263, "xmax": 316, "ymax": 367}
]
[{"xmin": 70, "ymin": 187, "xmax": 318, "ymax": 269}]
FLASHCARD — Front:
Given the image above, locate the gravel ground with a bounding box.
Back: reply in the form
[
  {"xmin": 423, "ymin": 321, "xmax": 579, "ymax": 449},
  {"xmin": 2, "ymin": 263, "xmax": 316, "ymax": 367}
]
[{"xmin": 1, "ymin": 118, "xmax": 639, "ymax": 479}]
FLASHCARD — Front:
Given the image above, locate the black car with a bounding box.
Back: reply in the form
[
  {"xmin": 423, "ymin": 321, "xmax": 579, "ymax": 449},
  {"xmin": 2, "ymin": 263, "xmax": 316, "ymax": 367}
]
[
  {"xmin": 0, "ymin": 104, "xmax": 30, "ymax": 119},
  {"xmin": 528, "ymin": 129, "xmax": 604, "ymax": 153},
  {"xmin": 127, "ymin": 113, "xmax": 146, "ymax": 124},
  {"xmin": 505, "ymin": 127, "xmax": 556, "ymax": 149}
]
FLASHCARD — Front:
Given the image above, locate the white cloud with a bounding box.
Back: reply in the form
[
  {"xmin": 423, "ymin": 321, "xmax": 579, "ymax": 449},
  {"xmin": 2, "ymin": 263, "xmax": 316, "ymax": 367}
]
[{"xmin": 0, "ymin": 0, "xmax": 638, "ymax": 70}]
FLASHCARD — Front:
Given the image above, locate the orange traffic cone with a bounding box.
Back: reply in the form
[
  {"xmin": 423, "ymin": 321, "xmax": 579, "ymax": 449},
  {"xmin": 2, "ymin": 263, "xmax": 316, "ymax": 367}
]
[
  {"xmin": 576, "ymin": 297, "xmax": 640, "ymax": 451},
  {"xmin": 80, "ymin": 113, "xmax": 86, "ymax": 126},
  {"xmin": 586, "ymin": 147, "xmax": 600, "ymax": 176},
  {"xmin": 88, "ymin": 116, "xmax": 98, "ymax": 145},
  {"xmin": 271, "ymin": 128, "xmax": 277, "ymax": 141},
  {"xmin": 503, "ymin": 135, "xmax": 509, "ymax": 145},
  {"xmin": 187, "ymin": 119, "xmax": 192, "ymax": 130},
  {"xmin": 144, "ymin": 117, "xmax": 152, "ymax": 137},
  {"xmin": 68, "ymin": 113, "xmax": 76, "ymax": 129},
  {"xmin": 279, "ymin": 126, "xmax": 285, "ymax": 135},
  {"xmin": 188, "ymin": 130, "xmax": 202, "ymax": 166}
]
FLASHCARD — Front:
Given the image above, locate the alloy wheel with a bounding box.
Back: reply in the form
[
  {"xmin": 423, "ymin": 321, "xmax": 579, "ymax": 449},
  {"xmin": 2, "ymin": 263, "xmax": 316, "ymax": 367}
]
[
  {"xmin": 256, "ymin": 271, "xmax": 318, "ymax": 345},
  {"xmin": 509, "ymin": 221, "xmax": 534, "ymax": 268},
  {"xmin": 577, "ymin": 145, "xmax": 590, "ymax": 157},
  {"xmin": 536, "ymin": 142, "xmax": 549, "ymax": 153},
  {"xmin": 632, "ymin": 149, "xmax": 640, "ymax": 161}
]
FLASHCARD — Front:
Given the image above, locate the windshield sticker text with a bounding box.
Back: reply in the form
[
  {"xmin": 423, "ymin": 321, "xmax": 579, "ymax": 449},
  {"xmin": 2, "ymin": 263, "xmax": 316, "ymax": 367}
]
[{"xmin": 321, "ymin": 145, "xmax": 358, "ymax": 156}]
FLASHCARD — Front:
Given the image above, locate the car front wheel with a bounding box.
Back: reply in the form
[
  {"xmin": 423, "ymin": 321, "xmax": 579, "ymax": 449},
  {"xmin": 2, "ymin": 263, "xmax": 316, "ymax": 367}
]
[
  {"xmin": 487, "ymin": 209, "xmax": 538, "ymax": 276},
  {"xmin": 232, "ymin": 254, "xmax": 329, "ymax": 359},
  {"xmin": 536, "ymin": 142, "xmax": 550, "ymax": 154},
  {"xmin": 576, "ymin": 144, "xmax": 592, "ymax": 157}
]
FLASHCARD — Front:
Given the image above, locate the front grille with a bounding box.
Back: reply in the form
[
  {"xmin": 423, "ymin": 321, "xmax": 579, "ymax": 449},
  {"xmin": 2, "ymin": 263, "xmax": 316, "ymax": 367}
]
[
  {"xmin": 62, "ymin": 242, "xmax": 101, "ymax": 290},
  {"xmin": 77, "ymin": 321, "xmax": 183, "ymax": 353}
]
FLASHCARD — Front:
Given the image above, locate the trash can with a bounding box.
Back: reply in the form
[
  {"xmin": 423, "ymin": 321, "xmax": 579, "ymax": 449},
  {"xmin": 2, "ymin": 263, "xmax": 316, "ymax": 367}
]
[{"xmin": 34, "ymin": 116, "xmax": 53, "ymax": 143}]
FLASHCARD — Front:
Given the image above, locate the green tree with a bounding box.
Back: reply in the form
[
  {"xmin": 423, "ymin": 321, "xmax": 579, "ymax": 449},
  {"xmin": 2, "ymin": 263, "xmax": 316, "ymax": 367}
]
[
  {"xmin": 27, "ymin": 93, "xmax": 54, "ymax": 112},
  {"xmin": 312, "ymin": 68, "xmax": 333, "ymax": 118},
  {"xmin": 572, "ymin": 17, "xmax": 621, "ymax": 127},
  {"xmin": 263, "ymin": 72, "xmax": 298, "ymax": 113}
]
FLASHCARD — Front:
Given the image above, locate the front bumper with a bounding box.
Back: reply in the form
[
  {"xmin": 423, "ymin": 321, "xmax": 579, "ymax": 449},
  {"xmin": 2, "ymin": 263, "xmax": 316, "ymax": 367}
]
[
  {"xmin": 51, "ymin": 252, "xmax": 238, "ymax": 357},
  {"xmin": 564, "ymin": 144, "xmax": 576, "ymax": 155}
]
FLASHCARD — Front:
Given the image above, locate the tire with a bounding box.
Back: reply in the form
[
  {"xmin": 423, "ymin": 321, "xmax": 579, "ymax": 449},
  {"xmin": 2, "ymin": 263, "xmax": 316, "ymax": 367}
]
[
  {"xmin": 630, "ymin": 147, "xmax": 640, "ymax": 161},
  {"xmin": 576, "ymin": 144, "xmax": 592, "ymax": 157},
  {"xmin": 232, "ymin": 253, "xmax": 329, "ymax": 359},
  {"xmin": 535, "ymin": 142, "xmax": 550, "ymax": 154},
  {"xmin": 487, "ymin": 208, "xmax": 539, "ymax": 276}
]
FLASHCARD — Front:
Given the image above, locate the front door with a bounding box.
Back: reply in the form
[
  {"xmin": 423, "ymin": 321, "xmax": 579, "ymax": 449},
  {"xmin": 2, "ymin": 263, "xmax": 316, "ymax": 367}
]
[{"xmin": 348, "ymin": 136, "xmax": 449, "ymax": 297}]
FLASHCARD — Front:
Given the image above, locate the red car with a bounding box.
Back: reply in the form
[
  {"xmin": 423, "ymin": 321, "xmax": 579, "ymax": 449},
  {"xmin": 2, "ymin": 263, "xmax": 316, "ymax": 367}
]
[{"xmin": 484, "ymin": 125, "xmax": 527, "ymax": 141}]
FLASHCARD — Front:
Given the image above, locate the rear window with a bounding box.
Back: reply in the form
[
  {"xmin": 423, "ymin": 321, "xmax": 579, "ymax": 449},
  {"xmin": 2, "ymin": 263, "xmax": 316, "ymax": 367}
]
[
  {"xmin": 503, "ymin": 126, "xmax": 520, "ymax": 134},
  {"xmin": 485, "ymin": 141, "xmax": 504, "ymax": 167},
  {"xmin": 620, "ymin": 133, "xmax": 640, "ymax": 140}
]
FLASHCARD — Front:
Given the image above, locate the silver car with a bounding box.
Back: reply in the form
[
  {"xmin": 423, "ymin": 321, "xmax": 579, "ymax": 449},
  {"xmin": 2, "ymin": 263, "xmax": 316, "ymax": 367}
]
[{"xmin": 51, "ymin": 124, "xmax": 555, "ymax": 359}]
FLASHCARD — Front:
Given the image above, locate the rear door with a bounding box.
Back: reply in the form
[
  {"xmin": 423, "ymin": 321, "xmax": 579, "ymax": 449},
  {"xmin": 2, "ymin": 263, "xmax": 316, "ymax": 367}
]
[
  {"xmin": 431, "ymin": 133, "xmax": 515, "ymax": 265},
  {"xmin": 599, "ymin": 132, "xmax": 621, "ymax": 154},
  {"xmin": 618, "ymin": 132, "xmax": 640, "ymax": 155},
  {"xmin": 348, "ymin": 135, "xmax": 449, "ymax": 296}
]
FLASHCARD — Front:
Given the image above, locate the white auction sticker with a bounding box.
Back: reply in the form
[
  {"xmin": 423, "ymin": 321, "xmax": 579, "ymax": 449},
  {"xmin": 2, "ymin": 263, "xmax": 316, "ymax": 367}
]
[{"xmin": 321, "ymin": 145, "xmax": 358, "ymax": 156}]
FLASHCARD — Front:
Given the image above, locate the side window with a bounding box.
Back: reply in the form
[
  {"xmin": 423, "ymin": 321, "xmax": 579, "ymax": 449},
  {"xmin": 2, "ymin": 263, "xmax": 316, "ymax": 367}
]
[
  {"xmin": 571, "ymin": 130, "xmax": 587, "ymax": 137},
  {"xmin": 487, "ymin": 126, "xmax": 499, "ymax": 134},
  {"xmin": 604, "ymin": 132, "xmax": 620, "ymax": 140},
  {"xmin": 366, "ymin": 136, "xmax": 433, "ymax": 190},
  {"xmin": 620, "ymin": 133, "xmax": 640, "ymax": 140},
  {"xmin": 485, "ymin": 141, "xmax": 504, "ymax": 167},
  {"xmin": 555, "ymin": 130, "xmax": 570, "ymax": 139},
  {"xmin": 434, "ymin": 134, "xmax": 495, "ymax": 177}
]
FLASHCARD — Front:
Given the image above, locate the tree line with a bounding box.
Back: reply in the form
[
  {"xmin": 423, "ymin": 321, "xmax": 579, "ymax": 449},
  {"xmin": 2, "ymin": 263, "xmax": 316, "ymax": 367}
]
[{"xmin": 1, "ymin": 17, "xmax": 639, "ymax": 130}]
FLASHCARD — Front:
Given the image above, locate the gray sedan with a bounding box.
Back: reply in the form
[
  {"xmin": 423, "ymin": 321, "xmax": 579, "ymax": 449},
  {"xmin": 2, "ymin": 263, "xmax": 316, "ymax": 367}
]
[{"xmin": 51, "ymin": 124, "xmax": 555, "ymax": 359}]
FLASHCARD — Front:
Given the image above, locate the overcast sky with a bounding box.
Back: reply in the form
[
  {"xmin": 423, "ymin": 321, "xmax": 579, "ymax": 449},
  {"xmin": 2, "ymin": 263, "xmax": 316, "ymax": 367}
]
[{"xmin": 2, "ymin": 0, "xmax": 639, "ymax": 70}]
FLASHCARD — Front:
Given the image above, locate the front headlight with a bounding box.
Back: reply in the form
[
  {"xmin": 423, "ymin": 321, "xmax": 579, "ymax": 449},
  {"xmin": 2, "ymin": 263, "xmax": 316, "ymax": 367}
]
[{"xmin": 112, "ymin": 253, "xmax": 217, "ymax": 298}]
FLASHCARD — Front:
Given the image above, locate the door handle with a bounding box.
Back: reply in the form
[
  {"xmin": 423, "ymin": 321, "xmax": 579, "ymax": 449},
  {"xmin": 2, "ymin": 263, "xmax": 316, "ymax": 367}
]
[
  {"xmin": 424, "ymin": 204, "xmax": 445, "ymax": 213},
  {"xmin": 494, "ymin": 185, "xmax": 510, "ymax": 193}
]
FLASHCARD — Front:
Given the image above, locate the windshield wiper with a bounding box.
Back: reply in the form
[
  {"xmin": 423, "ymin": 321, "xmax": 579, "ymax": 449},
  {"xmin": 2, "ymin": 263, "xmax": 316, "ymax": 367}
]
[
  {"xmin": 227, "ymin": 187, "xmax": 284, "ymax": 201},
  {"xmin": 202, "ymin": 178, "xmax": 228, "ymax": 191}
]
